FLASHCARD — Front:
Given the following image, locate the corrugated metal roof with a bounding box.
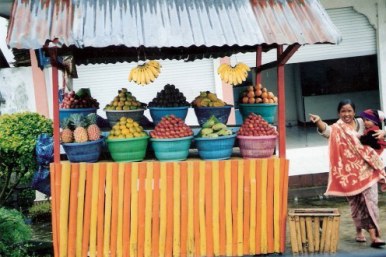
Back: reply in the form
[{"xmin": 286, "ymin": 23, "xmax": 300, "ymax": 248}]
[{"xmin": 6, "ymin": 0, "xmax": 341, "ymax": 62}]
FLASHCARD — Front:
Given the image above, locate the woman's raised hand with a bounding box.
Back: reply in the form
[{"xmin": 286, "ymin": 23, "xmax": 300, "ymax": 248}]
[{"xmin": 309, "ymin": 113, "xmax": 321, "ymax": 124}]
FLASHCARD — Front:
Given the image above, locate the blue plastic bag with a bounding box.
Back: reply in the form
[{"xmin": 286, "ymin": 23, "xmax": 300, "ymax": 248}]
[{"xmin": 31, "ymin": 133, "xmax": 53, "ymax": 196}]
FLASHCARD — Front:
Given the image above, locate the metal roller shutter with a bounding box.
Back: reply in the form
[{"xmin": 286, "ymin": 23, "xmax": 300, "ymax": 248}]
[
  {"xmin": 73, "ymin": 59, "xmax": 215, "ymax": 125},
  {"xmin": 236, "ymin": 7, "xmax": 376, "ymax": 66}
]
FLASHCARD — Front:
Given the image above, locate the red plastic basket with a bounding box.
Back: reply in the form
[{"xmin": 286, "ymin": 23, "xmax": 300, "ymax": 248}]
[{"xmin": 237, "ymin": 135, "xmax": 277, "ymax": 158}]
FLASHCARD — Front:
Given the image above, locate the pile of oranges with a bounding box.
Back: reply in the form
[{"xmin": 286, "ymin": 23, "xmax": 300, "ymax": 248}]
[
  {"xmin": 108, "ymin": 117, "xmax": 147, "ymax": 139},
  {"xmin": 240, "ymin": 84, "xmax": 278, "ymax": 104}
]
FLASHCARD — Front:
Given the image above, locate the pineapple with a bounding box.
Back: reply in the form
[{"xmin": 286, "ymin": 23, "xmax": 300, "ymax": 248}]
[
  {"xmin": 60, "ymin": 118, "xmax": 74, "ymax": 143},
  {"xmin": 71, "ymin": 114, "xmax": 88, "ymax": 143},
  {"xmin": 86, "ymin": 113, "xmax": 101, "ymax": 141}
]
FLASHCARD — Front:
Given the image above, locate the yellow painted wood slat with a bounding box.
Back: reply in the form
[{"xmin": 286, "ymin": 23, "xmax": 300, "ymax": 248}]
[
  {"xmin": 199, "ymin": 161, "xmax": 207, "ymax": 256},
  {"xmin": 130, "ymin": 163, "xmax": 139, "ymax": 257},
  {"xmin": 205, "ymin": 162, "xmax": 213, "ymax": 257},
  {"xmin": 193, "ymin": 162, "xmax": 201, "ymax": 257},
  {"xmin": 279, "ymin": 159, "xmax": 290, "ymax": 253},
  {"xmin": 224, "ymin": 161, "xmax": 233, "ymax": 256},
  {"xmin": 89, "ymin": 164, "xmax": 100, "ymax": 257},
  {"xmin": 173, "ymin": 163, "xmax": 181, "ymax": 257},
  {"xmin": 186, "ymin": 162, "xmax": 195, "ymax": 257},
  {"xmin": 137, "ymin": 163, "xmax": 147, "ymax": 257},
  {"xmin": 123, "ymin": 164, "xmax": 132, "ymax": 257},
  {"xmin": 212, "ymin": 161, "xmax": 220, "ymax": 256},
  {"xmin": 273, "ymin": 158, "xmax": 281, "ymax": 253},
  {"xmin": 97, "ymin": 164, "xmax": 107, "ymax": 257},
  {"xmin": 243, "ymin": 160, "xmax": 250, "ymax": 255},
  {"xmin": 237, "ymin": 160, "xmax": 244, "ymax": 256},
  {"xmin": 159, "ymin": 163, "xmax": 167, "ymax": 257},
  {"xmin": 145, "ymin": 163, "xmax": 154, "ymax": 257},
  {"xmin": 255, "ymin": 160, "xmax": 262, "ymax": 254},
  {"xmin": 151, "ymin": 162, "xmax": 160, "ymax": 257},
  {"xmin": 59, "ymin": 162, "xmax": 71, "ymax": 257},
  {"xmin": 266, "ymin": 159, "xmax": 274, "ymax": 253},
  {"xmin": 180, "ymin": 162, "xmax": 188, "ymax": 257},
  {"xmin": 67, "ymin": 163, "xmax": 79, "ymax": 257},
  {"xmin": 117, "ymin": 163, "xmax": 125, "ymax": 257},
  {"xmin": 82, "ymin": 164, "xmax": 94, "ymax": 257},
  {"xmin": 260, "ymin": 159, "xmax": 268, "ymax": 254},
  {"xmin": 249, "ymin": 160, "xmax": 256, "ymax": 254},
  {"xmin": 165, "ymin": 163, "xmax": 174, "ymax": 257},
  {"xmin": 218, "ymin": 161, "xmax": 226, "ymax": 256},
  {"xmin": 103, "ymin": 164, "xmax": 113, "ymax": 257},
  {"xmin": 231, "ymin": 161, "xmax": 238, "ymax": 256},
  {"xmin": 76, "ymin": 163, "xmax": 87, "ymax": 257}
]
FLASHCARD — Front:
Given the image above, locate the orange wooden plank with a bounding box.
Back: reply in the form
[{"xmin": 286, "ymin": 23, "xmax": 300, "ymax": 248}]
[
  {"xmin": 50, "ymin": 163, "xmax": 59, "ymax": 257},
  {"xmin": 123, "ymin": 164, "xmax": 132, "ymax": 257},
  {"xmin": 267, "ymin": 159, "xmax": 274, "ymax": 253},
  {"xmin": 165, "ymin": 163, "xmax": 174, "ymax": 257},
  {"xmin": 218, "ymin": 161, "xmax": 226, "ymax": 256},
  {"xmin": 97, "ymin": 163, "xmax": 107, "ymax": 257},
  {"xmin": 67, "ymin": 163, "xmax": 80, "ymax": 257},
  {"xmin": 54, "ymin": 162, "xmax": 62, "ymax": 252},
  {"xmin": 255, "ymin": 160, "xmax": 262, "ymax": 254},
  {"xmin": 137, "ymin": 163, "xmax": 147, "ymax": 257},
  {"xmin": 81, "ymin": 164, "xmax": 94, "ymax": 257},
  {"xmin": 280, "ymin": 159, "xmax": 290, "ymax": 253},
  {"xmin": 243, "ymin": 160, "xmax": 251, "ymax": 255},
  {"xmin": 231, "ymin": 160, "xmax": 238, "ymax": 256},
  {"xmin": 152, "ymin": 162, "xmax": 161, "ymax": 257},
  {"xmin": 180, "ymin": 162, "xmax": 188, "ymax": 257},
  {"xmin": 110, "ymin": 163, "xmax": 119, "ymax": 257},
  {"xmin": 205, "ymin": 162, "xmax": 214, "ymax": 257},
  {"xmin": 193, "ymin": 162, "xmax": 201, "ymax": 257}
]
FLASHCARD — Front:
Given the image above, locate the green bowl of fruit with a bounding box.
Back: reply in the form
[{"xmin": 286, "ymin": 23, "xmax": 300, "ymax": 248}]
[{"xmin": 107, "ymin": 136, "xmax": 149, "ymax": 162}]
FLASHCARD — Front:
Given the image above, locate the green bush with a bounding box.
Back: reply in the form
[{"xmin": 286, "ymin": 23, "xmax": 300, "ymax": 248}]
[
  {"xmin": 28, "ymin": 201, "xmax": 51, "ymax": 223},
  {"xmin": 0, "ymin": 207, "xmax": 32, "ymax": 257},
  {"xmin": 0, "ymin": 112, "xmax": 52, "ymax": 207}
]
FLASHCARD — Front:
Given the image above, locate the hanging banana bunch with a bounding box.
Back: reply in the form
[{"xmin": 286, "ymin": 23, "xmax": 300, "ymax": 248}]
[
  {"xmin": 217, "ymin": 62, "xmax": 250, "ymax": 86},
  {"xmin": 128, "ymin": 60, "xmax": 162, "ymax": 86}
]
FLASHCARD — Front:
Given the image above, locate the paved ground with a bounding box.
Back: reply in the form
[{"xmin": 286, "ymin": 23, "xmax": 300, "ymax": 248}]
[{"xmin": 279, "ymin": 186, "xmax": 386, "ymax": 257}]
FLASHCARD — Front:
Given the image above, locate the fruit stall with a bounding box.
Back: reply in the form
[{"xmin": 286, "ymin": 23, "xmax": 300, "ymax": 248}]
[{"xmin": 6, "ymin": 0, "xmax": 341, "ymax": 257}]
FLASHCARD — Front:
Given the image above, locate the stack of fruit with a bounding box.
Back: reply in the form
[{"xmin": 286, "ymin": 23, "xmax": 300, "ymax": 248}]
[
  {"xmin": 59, "ymin": 89, "xmax": 99, "ymax": 122},
  {"xmin": 128, "ymin": 60, "xmax": 162, "ymax": 86},
  {"xmin": 238, "ymin": 84, "xmax": 278, "ymax": 123},
  {"xmin": 104, "ymin": 88, "xmax": 146, "ymax": 127},
  {"xmin": 60, "ymin": 113, "xmax": 105, "ymax": 163},
  {"xmin": 148, "ymin": 84, "xmax": 190, "ymax": 124},
  {"xmin": 150, "ymin": 115, "xmax": 193, "ymax": 161},
  {"xmin": 217, "ymin": 62, "xmax": 250, "ymax": 86},
  {"xmin": 191, "ymin": 91, "xmax": 232, "ymax": 126},
  {"xmin": 194, "ymin": 115, "xmax": 236, "ymax": 160},
  {"xmin": 237, "ymin": 113, "xmax": 277, "ymax": 158},
  {"xmin": 239, "ymin": 84, "xmax": 277, "ymax": 104},
  {"xmin": 106, "ymin": 117, "xmax": 149, "ymax": 162}
]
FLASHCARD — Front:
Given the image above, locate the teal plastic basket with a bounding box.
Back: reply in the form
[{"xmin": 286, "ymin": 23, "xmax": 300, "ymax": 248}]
[
  {"xmin": 148, "ymin": 106, "xmax": 189, "ymax": 125},
  {"xmin": 59, "ymin": 108, "xmax": 98, "ymax": 122},
  {"xmin": 194, "ymin": 134, "xmax": 236, "ymax": 160},
  {"xmin": 61, "ymin": 136, "xmax": 105, "ymax": 162},
  {"xmin": 239, "ymin": 103, "xmax": 277, "ymax": 123},
  {"xmin": 150, "ymin": 136, "xmax": 193, "ymax": 161}
]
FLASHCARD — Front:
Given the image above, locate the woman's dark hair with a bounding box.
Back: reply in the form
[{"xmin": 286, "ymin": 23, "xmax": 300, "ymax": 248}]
[{"xmin": 337, "ymin": 99, "xmax": 356, "ymax": 113}]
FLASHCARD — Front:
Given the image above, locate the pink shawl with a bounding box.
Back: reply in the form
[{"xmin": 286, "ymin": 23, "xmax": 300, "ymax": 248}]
[{"xmin": 325, "ymin": 120, "xmax": 386, "ymax": 196}]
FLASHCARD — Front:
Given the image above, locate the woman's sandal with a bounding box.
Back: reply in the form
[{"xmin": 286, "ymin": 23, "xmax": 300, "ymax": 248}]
[
  {"xmin": 355, "ymin": 236, "xmax": 366, "ymax": 243},
  {"xmin": 370, "ymin": 239, "xmax": 386, "ymax": 248}
]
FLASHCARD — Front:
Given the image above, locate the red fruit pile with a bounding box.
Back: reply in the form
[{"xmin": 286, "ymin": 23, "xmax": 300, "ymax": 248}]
[
  {"xmin": 237, "ymin": 113, "xmax": 277, "ymax": 136},
  {"xmin": 60, "ymin": 91, "xmax": 99, "ymax": 109},
  {"xmin": 150, "ymin": 115, "xmax": 193, "ymax": 139}
]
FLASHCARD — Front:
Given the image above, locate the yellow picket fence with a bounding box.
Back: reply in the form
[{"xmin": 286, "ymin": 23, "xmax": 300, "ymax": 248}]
[{"xmin": 50, "ymin": 158, "xmax": 289, "ymax": 257}]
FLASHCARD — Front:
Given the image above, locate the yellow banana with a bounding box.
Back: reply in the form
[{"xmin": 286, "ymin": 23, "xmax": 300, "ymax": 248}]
[
  {"xmin": 217, "ymin": 63, "xmax": 230, "ymax": 74},
  {"xmin": 146, "ymin": 66, "xmax": 156, "ymax": 82},
  {"xmin": 147, "ymin": 64, "xmax": 160, "ymax": 78}
]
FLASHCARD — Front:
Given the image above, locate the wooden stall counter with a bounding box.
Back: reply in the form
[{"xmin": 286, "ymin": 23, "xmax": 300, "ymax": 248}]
[{"xmin": 50, "ymin": 158, "xmax": 289, "ymax": 257}]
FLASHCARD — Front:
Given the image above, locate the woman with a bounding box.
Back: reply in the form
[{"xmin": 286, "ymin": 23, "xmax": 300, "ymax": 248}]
[{"xmin": 309, "ymin": 99, "xmax": 386, "ymax": 248}]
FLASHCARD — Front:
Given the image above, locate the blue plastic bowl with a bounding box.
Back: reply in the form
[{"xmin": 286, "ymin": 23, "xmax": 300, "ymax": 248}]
[
  {"xmin": 148, "ymin": 106, "xmax": 189, "ymax": 125},
  {"xmin": 150, "ymin": 136, "xmax": 193, "ymax": 161},
  {"xmin": 194, "ymin": 134, "xmax": 236, "ymax": 160},
  {"xmin": 239, "ymin": 103, "xmax": 277, "ymax": 123},
  {"xmin": 61, "ymin": 136, "xmax": 105, "ymax": 162},
  {"xmin": 59, "ymin": 108, "xmax": 98, "ymax": 122},
  {"xmin": 193, "ymin": 105, "xmax": 232, "ymax": 126}
]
